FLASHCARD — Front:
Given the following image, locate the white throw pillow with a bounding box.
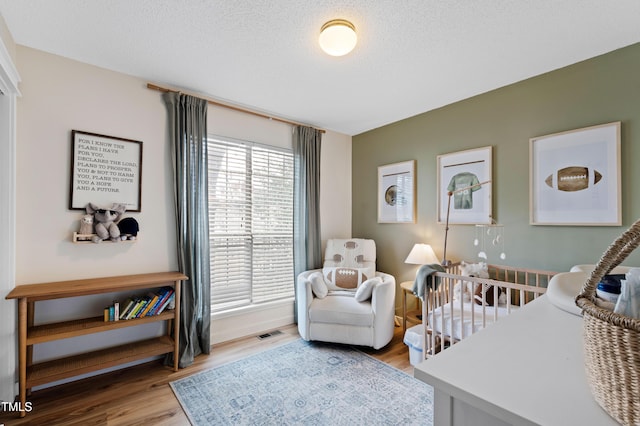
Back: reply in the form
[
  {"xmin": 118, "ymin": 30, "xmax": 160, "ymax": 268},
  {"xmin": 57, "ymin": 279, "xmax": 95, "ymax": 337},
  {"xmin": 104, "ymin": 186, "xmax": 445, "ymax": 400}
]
[
  {"xmin": 309, "ymin": 271, "xmax": 328, "ymax": 299},
  {"xmin": 355, "ymin": 277, "xmax": 381, "ymax": 302}
]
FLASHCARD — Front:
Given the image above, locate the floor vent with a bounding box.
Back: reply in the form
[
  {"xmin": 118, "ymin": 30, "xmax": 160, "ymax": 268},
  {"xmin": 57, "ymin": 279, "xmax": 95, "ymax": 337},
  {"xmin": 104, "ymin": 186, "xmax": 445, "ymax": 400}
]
[{"xmin": 257, "ymin": 330, "xmax": 283, "ymax": 340}]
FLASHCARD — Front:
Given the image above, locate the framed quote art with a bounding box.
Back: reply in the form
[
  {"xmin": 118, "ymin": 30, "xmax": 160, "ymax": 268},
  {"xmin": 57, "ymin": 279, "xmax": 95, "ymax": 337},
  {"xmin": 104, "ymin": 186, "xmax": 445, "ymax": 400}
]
[
  {"xmin": 437, "ymin": 146, "xmax": 492, "ymax": 225},
  {"xmin": 377, "ymin": 160, "xmax": 416, "ymax": 223},
  {"xmin": 530, "ymin": 122, "xmax": 621, "ymax": 226},
  {"xmin": 69, "ymin": 130, "xmax": 143, "ymax": 212}
]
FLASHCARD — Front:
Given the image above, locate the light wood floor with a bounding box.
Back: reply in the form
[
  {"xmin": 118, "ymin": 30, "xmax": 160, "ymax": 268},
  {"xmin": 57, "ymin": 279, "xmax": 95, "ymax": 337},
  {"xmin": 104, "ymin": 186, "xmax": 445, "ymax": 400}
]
[{"xmin": 0, "ymin": 324, "xmax": 413, "ymax": 425}]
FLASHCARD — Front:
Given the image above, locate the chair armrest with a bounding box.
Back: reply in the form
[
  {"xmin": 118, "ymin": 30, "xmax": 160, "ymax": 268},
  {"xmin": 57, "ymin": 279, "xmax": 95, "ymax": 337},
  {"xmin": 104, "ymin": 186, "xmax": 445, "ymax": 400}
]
[
  {"xmin": 371, "ymin": 271, "xmax": 396, "ymax": 349},
  {"xmin": 296, "ymin": 269, "xmax": 321, "ymax": 339},
  {"xmin": 296, "ymin": 269, "xmax": 321, "ymax": 304},
  {"xmin": 371, "ymin": 272, "xmax": 396, "ymax": 315}
]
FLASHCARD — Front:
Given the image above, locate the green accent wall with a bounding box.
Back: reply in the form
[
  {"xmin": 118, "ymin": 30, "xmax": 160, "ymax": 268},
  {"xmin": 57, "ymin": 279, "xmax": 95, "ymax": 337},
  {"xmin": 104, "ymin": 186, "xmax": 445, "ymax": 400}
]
[{"xmin": 353, "ymin": 42, "xmax": 640, "ymax": 288}]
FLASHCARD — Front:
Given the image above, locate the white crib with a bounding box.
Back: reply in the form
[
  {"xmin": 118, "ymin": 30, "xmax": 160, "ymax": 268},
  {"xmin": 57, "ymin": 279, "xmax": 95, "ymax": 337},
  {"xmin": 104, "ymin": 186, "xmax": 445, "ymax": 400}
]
[{"xmin": 421, "ymin": 264, "xmax": 557, "ymax": 358}]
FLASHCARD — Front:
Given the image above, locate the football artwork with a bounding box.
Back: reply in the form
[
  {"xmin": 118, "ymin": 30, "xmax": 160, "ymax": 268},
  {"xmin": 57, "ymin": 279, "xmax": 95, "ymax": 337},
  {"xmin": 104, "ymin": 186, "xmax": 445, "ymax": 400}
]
[
  {"xmin": 544, "ymin": 166, "xmax": 602, "ymax": 192},
  {"xmin": 530, "ymin": 121, "xmax": 621, "ymax": 226}
]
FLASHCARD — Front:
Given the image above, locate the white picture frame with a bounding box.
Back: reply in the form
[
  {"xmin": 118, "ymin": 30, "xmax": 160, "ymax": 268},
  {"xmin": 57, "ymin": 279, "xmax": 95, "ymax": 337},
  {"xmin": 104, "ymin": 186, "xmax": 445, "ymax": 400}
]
[
  {"xmin": 529, "ymin": 122, "xmax": 621, "ymax": 226},
  {"xmin": 437, "ymin": 146, "xmax": 492, "ymax": 225},
  {"xmin": 378, "ymin": 160, "xmax": 416, "ymax": 223}
]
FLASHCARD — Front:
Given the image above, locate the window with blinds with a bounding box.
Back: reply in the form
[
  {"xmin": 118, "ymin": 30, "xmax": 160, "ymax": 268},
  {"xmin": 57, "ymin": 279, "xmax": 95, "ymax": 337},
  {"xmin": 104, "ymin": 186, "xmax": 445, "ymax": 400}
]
[{"xmin": 208, "ymin": 136, "xmax": 294, "ymax": 313}]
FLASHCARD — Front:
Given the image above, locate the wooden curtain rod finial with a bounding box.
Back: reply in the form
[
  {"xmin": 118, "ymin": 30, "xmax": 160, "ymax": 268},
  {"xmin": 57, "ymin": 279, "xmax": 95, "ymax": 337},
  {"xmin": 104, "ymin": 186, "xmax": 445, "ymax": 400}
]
[
  {"xmin": 146, "ymin": 82, "xmax": 325, "ymax": 133},
  {"xmin": 147, "ymin": 83, "xmax": 175, "ymax": 93}
]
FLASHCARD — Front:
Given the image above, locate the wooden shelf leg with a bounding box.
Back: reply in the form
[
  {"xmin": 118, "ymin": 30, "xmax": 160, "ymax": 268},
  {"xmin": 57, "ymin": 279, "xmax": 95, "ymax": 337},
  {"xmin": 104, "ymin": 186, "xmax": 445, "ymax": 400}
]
[
  {"xmin": 26, "ymin": 300, "xmax": 34, "ymax": 397},
  {"xmin": 173, "ymin": 280, "xmax": 181, "ymax": 372},
  {"xmin": 18, "ymin": 297, "xmax": 27, "ymax": 418},
  {"xmin": 402, "ymin": 288, "xmax": 407, "ymax": 333}
]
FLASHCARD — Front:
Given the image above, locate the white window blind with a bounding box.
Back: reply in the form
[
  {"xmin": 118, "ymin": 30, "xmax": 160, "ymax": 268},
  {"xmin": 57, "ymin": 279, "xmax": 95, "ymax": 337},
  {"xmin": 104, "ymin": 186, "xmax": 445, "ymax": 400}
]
[{"xmin": 208, "ymin": 136, "xmax": 294, "ymax": 313}]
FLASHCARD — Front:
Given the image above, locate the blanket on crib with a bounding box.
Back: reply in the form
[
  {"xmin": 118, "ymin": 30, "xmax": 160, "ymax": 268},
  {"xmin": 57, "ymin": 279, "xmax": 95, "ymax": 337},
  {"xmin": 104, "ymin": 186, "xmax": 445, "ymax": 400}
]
[{"xmin": 412, "ymin": 263, "xmax": 445, "ymax": 299}]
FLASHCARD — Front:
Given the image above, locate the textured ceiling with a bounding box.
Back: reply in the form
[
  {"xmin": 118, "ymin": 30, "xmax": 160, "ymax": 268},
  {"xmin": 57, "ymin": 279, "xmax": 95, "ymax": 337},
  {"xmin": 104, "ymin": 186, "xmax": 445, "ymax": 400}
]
[{"xmin": 1, "ymin": 1, "xmax": 640, "ymax": 135}]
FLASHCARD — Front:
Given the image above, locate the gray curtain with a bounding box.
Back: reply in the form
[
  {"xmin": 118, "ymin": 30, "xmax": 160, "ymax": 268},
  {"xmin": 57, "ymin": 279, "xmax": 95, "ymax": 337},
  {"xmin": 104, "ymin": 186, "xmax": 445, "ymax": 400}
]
[
  {"xmin": 293, "ymin": 125, "xmax": 323, "ymax": 321},
  {"xmin": 163, "ymin": 92, "xmax": 211, "ymax": 367}
]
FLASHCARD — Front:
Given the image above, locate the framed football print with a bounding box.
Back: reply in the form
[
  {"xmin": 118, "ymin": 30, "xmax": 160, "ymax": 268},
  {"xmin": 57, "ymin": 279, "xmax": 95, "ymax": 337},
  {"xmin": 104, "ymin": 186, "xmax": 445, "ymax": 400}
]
[{"xmin": 529, "ymin": 122, "xmax": 621, "ymax": 226}]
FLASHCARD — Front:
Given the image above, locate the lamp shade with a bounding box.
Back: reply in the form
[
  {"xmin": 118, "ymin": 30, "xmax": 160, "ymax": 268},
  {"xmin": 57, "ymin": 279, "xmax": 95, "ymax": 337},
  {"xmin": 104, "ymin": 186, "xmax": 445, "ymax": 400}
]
[
  {"xmin": 319, "ymin": 19, "xmax": 357, "ymax": 56},
  {"xmin": 405, "ymin": 244, "xmax": 439, "ymax": 265}
]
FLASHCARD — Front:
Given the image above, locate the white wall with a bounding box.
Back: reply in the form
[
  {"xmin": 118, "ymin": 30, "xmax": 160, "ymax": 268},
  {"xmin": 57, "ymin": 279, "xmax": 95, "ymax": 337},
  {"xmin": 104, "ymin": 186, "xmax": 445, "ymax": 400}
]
[
  {"xmin": 10, "ymin": 46, "xmax": 352, "ymax": 380},
  {"xmin": 13, "ymin": 45, "xmax": 178, "ymax": 388},
  {"xmin": 16, "ymin": 47, "xmax": 177, "ymax": 284}
]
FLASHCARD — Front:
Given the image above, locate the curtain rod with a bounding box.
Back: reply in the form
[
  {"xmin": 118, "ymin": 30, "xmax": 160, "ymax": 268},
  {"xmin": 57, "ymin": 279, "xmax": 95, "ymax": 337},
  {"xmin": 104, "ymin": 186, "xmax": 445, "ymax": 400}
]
[{"xmin": 147, "ymin": 83, "xmax": 325, "ymax": 133}]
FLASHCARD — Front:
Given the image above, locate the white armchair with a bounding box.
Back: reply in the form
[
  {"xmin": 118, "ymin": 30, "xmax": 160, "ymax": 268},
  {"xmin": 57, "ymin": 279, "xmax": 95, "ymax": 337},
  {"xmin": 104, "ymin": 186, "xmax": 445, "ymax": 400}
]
[{"xmin": 296, "ymin": 238, "xmax": 396, "ymax": 349}]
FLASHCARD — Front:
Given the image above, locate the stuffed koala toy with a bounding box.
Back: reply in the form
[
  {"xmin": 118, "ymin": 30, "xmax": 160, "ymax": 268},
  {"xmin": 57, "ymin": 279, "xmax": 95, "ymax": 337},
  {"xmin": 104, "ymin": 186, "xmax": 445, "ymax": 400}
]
[{"xmin": 86, "ymin": 203, "xmax": 126, "ymax": 243}]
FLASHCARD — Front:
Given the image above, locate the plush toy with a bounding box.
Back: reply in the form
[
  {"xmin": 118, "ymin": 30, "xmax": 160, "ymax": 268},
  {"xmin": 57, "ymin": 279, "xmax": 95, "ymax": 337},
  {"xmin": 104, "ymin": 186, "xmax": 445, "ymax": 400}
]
[
  {"xmin": 86, "ymin": 203, "xmax": 126, "ymax": 243},
  {"xmin": 117, "ymin": 217, "xmax": 139, "ymax": 240},
  {"xmin": 456, "ymin": 261, "xmax": 505, "ymax": 306},
  {"xmin": 77, "ymin": 214, "xmax": 95, "ymax": 240},
  {"xmin": 454, "ymin": 261, "xmax": 491, "ymax": 303}
]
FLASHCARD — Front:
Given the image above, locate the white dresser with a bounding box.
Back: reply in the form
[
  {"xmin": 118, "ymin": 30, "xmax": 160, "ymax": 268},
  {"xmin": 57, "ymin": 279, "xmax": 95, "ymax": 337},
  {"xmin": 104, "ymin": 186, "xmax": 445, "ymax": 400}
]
[{"xmin": 414, "ymin": 295, "xmax": 619, "ymax": 426}]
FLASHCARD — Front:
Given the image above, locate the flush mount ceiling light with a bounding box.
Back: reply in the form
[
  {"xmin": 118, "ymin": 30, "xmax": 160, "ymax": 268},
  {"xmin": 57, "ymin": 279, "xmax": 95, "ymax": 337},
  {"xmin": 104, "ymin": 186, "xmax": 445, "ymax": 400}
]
[{"xmin": 319, "ymin": 19, "xmax": 357, "ymax": 56}]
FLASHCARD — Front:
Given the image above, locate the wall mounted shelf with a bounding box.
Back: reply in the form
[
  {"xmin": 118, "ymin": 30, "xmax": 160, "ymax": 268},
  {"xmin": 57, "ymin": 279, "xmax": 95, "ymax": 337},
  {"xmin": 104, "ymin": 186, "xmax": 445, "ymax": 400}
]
[{"xmin": 72, "ymin": 232, "xmax": 138, "ymax": 243}]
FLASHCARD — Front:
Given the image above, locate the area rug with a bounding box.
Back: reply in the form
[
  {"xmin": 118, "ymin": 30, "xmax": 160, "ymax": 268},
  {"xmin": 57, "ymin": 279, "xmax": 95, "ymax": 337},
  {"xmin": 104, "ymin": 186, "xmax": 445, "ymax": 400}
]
[{"xmin": 170, "ymin": 339, "xmax": 433, "ymax": 425}]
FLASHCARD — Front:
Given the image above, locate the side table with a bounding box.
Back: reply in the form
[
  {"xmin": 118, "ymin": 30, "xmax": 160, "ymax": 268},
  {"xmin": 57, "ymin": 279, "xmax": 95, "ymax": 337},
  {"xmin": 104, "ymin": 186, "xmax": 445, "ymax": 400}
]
[{"xmin": 400, "ymin": 280, "xmax": 422, "ymax": 332}]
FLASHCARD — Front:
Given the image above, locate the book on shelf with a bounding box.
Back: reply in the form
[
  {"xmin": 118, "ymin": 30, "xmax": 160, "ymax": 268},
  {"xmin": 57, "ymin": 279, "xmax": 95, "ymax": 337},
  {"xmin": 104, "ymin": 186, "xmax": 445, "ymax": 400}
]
[
  {"xmin": 119, "ymin": 298, "xmax": 136, "ymax": 320},
  {"xmin": 102, "ymin": 286, "xmax": 176, "ymax": 321},
  {"xmin": 146, "ymin": 288, "xmax": 168, "ymax": 316},
  {"xmin": 156, "ymin": 292, "xmax": 175, "ymax": 315},
  {"xmin": 140, "ymin": 292, "xmax": 159, "ymax": 317},
  {"xmin": 149, "ymin": 287, "xmax": 174, "ymax": 316},
  {"xmin": 154, "ymin": 287, "xmax": 173, "ymax": 315},
  {"xmin": 127, "ymin": 298, "xmax": 146, "ymax": 320}
]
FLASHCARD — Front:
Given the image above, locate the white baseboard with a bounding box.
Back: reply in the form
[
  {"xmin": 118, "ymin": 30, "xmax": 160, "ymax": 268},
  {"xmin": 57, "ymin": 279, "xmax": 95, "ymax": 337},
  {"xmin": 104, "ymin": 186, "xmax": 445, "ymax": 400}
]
[{"xmin": 211, "ymin": 302, "xmax": 294, "ymax": 345}]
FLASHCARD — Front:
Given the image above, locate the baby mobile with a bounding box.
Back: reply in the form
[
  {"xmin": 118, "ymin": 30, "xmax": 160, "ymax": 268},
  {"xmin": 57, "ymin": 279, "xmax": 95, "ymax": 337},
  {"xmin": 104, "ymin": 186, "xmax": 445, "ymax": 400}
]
[{"xmin": 474, "ymin": 220, "xmax": 506, "ymax": 261}]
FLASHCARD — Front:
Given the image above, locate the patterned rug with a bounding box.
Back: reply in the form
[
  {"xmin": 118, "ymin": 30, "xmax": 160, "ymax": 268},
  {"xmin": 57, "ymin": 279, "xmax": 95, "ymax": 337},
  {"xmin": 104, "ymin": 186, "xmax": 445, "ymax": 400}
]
[{"xmin": 170, "ymin": 339, "xmax": 433, "ymax": 425}]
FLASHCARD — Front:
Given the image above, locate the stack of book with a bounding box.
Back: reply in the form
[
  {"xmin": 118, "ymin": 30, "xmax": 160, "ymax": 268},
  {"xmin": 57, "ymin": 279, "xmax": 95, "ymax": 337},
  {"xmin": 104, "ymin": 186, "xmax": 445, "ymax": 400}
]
[{"xmin": 103, "ymin": 286, "xmax": 175, "ymax": 322}]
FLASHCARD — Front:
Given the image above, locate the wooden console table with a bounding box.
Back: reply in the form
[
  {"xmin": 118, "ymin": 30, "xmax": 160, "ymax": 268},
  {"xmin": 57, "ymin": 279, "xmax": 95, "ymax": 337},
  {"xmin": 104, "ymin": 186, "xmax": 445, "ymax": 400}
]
[{"xmin": 5, "ymin": 271, "xmax": 187, "ymax": 417}]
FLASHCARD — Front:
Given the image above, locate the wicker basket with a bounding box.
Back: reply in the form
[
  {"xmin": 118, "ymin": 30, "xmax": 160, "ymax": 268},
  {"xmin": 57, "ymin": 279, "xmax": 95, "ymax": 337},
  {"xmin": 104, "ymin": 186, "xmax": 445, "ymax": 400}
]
[{"xmin": 575, "ymin": 221, "xmax": 640, "ymax": 426}]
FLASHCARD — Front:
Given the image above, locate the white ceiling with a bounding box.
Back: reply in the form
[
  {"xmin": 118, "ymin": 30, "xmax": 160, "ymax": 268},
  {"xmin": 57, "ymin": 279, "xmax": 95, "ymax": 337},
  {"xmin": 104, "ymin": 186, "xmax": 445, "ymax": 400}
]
[{"xmin": 1, "ymin": 1, "xmax": 640, "ymax": 136}]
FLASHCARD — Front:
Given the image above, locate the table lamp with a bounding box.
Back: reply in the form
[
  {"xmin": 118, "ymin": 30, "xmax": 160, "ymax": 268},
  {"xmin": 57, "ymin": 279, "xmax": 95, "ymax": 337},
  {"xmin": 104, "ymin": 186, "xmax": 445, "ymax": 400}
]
[{"xmin": 405, "ymin": 243, "xmax": 440, "ymax": 267}]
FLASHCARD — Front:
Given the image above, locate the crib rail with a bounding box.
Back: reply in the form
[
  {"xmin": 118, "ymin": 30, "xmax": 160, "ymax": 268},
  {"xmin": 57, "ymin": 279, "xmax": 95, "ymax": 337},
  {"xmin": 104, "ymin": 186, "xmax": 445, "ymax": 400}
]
[{"xmin": 420, "ymin": 265, "xmax": 556, "ymax": 359}]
